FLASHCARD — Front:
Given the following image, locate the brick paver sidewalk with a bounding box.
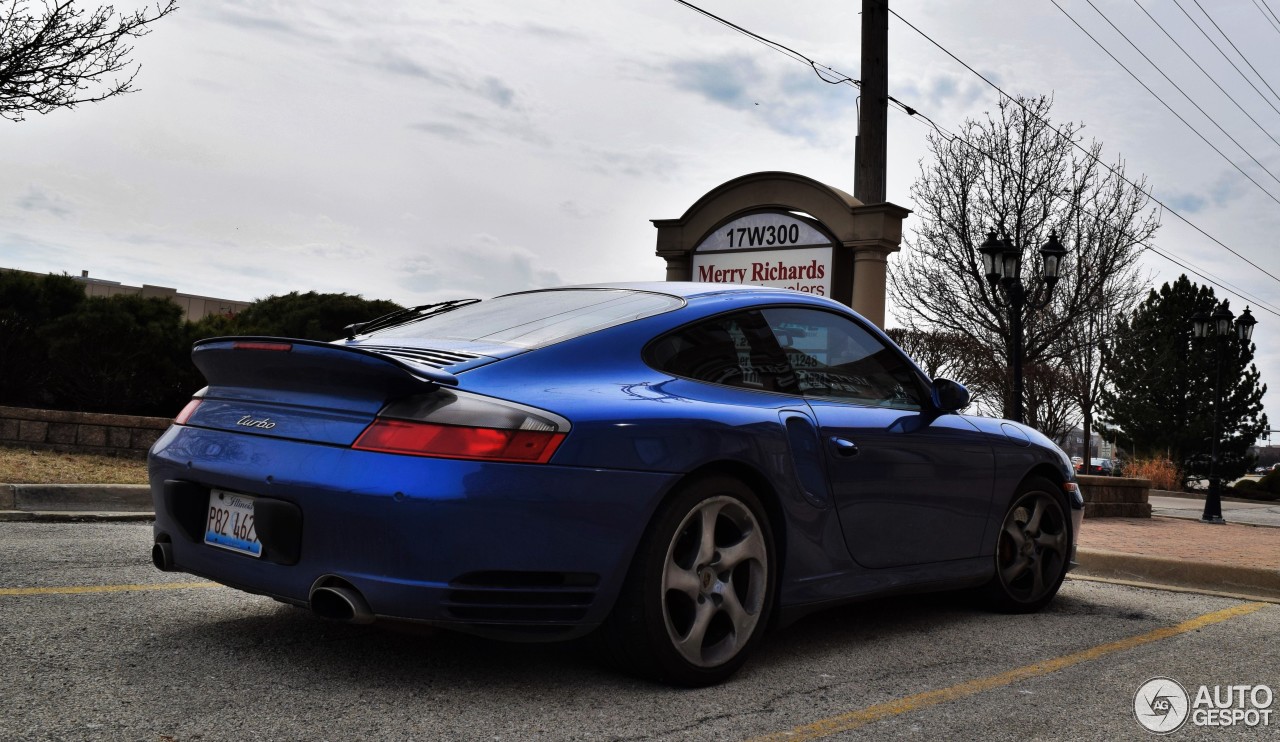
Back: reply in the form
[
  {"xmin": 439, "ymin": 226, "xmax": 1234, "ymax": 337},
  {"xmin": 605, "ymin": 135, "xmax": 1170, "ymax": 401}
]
[{"xmin": 1078, "ymin": 515, "xmax": 1280, "ymax": 571}]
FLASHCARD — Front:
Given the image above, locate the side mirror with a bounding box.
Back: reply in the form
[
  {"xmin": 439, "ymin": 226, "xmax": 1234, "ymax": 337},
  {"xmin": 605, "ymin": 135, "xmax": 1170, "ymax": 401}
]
[{"xmin": 931, "ymin": 378, "xmax": 971, "ymax": 413}]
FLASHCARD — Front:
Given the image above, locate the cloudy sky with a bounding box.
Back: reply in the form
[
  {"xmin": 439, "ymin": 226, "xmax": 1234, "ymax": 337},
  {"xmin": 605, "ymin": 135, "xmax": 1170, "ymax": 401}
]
[{"xmin": 4, "ymin": 0, "xmax": 1280, "ymax": 443}]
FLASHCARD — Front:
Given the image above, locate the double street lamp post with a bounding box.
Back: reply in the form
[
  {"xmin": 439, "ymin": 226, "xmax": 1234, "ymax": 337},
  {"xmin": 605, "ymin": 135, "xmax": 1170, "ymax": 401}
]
[
  {"xmin": 1191, "ymin": 303, "xmax": 1257, "ymax": 524},
  {"xmin": 979, "ymin": 230, "xmax": 1068, "ymax": 425}
]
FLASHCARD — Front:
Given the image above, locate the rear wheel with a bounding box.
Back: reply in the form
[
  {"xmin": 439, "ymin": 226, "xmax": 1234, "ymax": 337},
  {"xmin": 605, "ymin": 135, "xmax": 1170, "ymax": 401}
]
[
  {"xmin": 604, "ymin": 476, "xmax": 775, "ymax": 686},
  {"xmin": 982, "ymin": 476, "xmax": 1071, "ymax": 613}
]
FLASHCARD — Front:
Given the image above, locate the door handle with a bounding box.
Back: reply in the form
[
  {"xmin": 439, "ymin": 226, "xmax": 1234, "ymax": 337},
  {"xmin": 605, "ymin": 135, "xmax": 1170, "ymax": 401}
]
[{"xmin": 829, "ymin": 437, "xmax": 859, "ymax": 457}]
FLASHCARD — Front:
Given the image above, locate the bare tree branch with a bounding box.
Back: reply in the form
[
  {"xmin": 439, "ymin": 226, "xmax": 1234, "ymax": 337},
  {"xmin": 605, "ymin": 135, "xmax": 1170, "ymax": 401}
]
[
  {"xmin": 889, "ymin": 95, "xmax": 1158, "ymax": 438},
  {"xmin": 0, "ymin": 0, "xmax": 177, "ymax": 121}
]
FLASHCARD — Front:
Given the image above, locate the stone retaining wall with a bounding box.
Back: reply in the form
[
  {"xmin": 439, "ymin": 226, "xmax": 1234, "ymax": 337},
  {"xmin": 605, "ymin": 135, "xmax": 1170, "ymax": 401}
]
[
  {"xmin": 0, "ymin": 405, "xmax": 171, "ymax": 458},
  {"xmin": 1078, "ymin": 474, "xmax": 1151, "ymax": 518}
]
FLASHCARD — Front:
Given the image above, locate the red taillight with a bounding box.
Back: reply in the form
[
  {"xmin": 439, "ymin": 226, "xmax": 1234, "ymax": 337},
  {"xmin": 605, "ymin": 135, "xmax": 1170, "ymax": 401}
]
[
  {"xmin": 233, "ymin": 341, "xmax": 293, "ymax": 352},
  {"xmin": 174, "ymin": 399, "xmax": 202, "ymax": 425},
  {"xmin": 353, "ymin": 420, "xmax": 566, "ymax": 463}
]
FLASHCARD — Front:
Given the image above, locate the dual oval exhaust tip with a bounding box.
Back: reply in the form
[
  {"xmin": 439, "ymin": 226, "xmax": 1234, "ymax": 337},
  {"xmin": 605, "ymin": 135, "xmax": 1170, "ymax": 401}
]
[
  {"xmin": 152, "ymin": 540, "xmax": 175, "ymax": 572},
  {"xmin": 152, "ymin": 535, "xmax": 375, "ymax": 626},
  {"xmin": 309, "ymin": 580, "xmax": 375, "ymax": 625}
]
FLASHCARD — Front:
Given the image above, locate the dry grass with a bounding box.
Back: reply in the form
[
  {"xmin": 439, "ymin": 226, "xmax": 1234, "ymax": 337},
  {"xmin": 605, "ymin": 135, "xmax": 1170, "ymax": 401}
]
[
  {"xmin": 1122, "ymin": 456, "xmax": 1182, "ymax": 491},
  {"xmin": 0, "ymin": 446, "xmax": 148, "ymax": 485}
]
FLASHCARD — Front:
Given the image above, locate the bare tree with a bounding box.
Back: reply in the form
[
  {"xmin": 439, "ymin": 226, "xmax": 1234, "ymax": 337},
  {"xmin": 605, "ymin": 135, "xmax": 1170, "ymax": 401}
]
[
  {"xmin": 1057, "ymin": 164, "xmax": 1151, "ymax": 460},
  {"xmin": 886, "ymin": 326, "xmax": 1006, "ymax": 417},
  {"xmin": 1, "ymin": 0, "xmax": 177, "ymax": 121},
  {"xmin": 1024, "ymin": 362, "xmax": 1078, "ymax": 445},
  {"xmin": 885, "ymin": 327, "xmax": 964, "ymax": 380},
  {"xmin": 888, "ymin": 95, "xmax": 1157, "ymax": 435}
]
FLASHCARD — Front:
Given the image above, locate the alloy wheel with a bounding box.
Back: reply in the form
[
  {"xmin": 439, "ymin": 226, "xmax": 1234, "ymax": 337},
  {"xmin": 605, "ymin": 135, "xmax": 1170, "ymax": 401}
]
[
  {"xmin": 659, "ymin": 495, "xmax": 769, "ymax": 668},
  {"xmin": 996, "ymin": 490, "xmax": 1069, "ymax": 604}
]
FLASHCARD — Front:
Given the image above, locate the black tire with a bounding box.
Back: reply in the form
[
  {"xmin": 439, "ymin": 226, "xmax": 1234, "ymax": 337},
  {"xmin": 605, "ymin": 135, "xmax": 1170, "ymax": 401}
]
[
  {"xmin": 981, "ymin": 476, "xmax": 1072, "ymax": 613},
  {"xmin": 602, "ymin": 475, "xmax": 776, "ymax": 686}
]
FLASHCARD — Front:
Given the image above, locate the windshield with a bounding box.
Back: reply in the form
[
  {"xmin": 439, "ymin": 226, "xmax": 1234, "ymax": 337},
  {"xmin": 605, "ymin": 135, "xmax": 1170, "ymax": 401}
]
[{"xmin": 365, "ymin": 289, "xmax": 683, "ymax": 349}]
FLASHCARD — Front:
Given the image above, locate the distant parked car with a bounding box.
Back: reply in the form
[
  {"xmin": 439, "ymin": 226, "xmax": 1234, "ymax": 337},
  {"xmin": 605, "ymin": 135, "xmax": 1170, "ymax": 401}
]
[{"xmin": 1081, "ymin": 458, "xmax": 1113, "ymax": 476}]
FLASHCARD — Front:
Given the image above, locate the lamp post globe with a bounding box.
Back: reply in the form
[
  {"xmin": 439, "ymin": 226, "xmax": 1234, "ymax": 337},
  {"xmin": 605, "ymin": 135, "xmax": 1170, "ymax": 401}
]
[
  {"xmin": 1237, "ymin": 307, "xmax": 1257, "ymax": 341},
  {"xmin": 979, "ymin": 231, "xmax": 1003, "ymax": 282},
  {"xmin": 1212, "ymin": 303, "xmax": 1234, "ymax": 337},
  {"xmin": 1192, "ymin": 311, "xmax": 1210, "ymax": 339},
  {"xmin": 975, "ymin": 227, "xmax": 1066, "ymax": 425},
  {"xmin": 1040, "ymin": 232, "xmax": 1067, "ymax": 283},
  {"xmin": 998, "ymin": 236, "xmax": 1021, "ymax": 286}
]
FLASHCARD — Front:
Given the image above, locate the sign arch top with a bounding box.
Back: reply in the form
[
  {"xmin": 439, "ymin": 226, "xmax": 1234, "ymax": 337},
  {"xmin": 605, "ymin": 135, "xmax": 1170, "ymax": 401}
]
[
  {"xmin": 653, "ymin": 171, "xmax": 911, "ymax": 326},
  {"xmin": 664, "ymin": 171, "xmax": 864, "ymax": 246}
]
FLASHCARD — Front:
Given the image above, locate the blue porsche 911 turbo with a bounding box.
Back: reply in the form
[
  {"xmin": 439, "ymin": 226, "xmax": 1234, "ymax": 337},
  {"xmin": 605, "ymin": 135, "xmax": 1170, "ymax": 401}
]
[{"xmin": 149, "ymin": 282, "xmax": 1083, "ymax": 686}]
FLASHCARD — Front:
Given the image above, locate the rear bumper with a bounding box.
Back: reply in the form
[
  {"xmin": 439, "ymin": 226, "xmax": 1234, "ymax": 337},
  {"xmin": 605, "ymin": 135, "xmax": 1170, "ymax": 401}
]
[
  {"xmin": 149, "ymin": 425, "xmax": 676, "ymax": 638},
  {"xmin": 1068, "ymin": 504, "xmax": 1085, "ymax": 571}
]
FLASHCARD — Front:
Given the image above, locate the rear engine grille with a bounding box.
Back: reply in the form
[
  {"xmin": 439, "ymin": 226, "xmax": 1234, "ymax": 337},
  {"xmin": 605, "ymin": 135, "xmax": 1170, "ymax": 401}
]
[
  {"xmin": 354, "ymin": 345, "xmax": 483, "ymax": 369},
  {"xmin": 443, "ymin": 571, "xmax": 599, "ymax": 624}
]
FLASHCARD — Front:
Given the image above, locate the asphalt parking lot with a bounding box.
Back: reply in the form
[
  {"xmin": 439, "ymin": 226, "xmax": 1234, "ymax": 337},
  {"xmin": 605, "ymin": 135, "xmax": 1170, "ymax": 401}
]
[{"xmin": 3, "ymin": 521, "xmax": 1277, "ymax": 741}]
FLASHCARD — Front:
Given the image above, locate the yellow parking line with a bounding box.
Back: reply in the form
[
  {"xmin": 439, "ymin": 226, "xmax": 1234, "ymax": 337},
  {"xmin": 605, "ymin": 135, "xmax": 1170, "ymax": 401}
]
[
  {"xmin": 0, "ymin": 581, "xmax": 220, "ymax": 596},
  {"xmin": 747, "ymin": 601, "xmax": 1269, "ymax": 741}
]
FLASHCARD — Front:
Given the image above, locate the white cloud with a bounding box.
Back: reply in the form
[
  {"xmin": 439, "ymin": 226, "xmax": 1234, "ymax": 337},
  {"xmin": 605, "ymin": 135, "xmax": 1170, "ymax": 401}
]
[
  {"xmin": 398, "ymin": 234, "xmax": 563, "ymax": 300},
  {"xmin": 15, "ymin": 187, "xmax": 75, "ymax": 219}
]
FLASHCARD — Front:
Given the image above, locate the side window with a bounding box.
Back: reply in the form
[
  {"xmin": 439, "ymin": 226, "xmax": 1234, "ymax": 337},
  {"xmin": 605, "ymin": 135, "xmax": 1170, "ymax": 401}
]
[
  {"xmin": 760, "ymin": 307, "xmax": 925, "ymax": 409},
  {"xmin": 647, "ymin": 311, "xmax": 798, "ymax": 393}
]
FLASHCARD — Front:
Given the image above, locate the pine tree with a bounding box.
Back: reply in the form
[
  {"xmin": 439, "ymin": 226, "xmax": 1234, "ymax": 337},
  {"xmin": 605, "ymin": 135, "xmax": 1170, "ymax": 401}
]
[{"xmin": 1100, "ymin": 275, "xmax": 1267, "ymax": 484}]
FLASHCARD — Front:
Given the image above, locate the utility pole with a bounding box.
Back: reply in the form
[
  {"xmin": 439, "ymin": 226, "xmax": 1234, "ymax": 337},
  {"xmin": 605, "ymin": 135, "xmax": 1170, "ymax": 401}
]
[{"xmin": 854, "ymin": 0, "xmax": 888, "ymax": 204}]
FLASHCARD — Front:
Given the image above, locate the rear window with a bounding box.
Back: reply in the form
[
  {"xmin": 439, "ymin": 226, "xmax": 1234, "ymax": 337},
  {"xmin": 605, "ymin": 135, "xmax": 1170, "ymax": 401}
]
[{"xmin": 366, "ymin": 289, "xmax": 683, "ymax": 349}]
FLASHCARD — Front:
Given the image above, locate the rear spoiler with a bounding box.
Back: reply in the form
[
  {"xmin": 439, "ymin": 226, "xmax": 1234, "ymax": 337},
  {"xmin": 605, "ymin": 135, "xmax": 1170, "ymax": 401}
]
[{"xmin": 191, "ymin": 336, "xmax": 458, "ymax": 404}]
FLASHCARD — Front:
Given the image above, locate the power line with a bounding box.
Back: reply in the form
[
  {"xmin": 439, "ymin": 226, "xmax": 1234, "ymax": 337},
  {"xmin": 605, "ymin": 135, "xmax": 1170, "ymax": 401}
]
[
  {"xmin": 1190, "ymin": 0, "xmax": 1280, "ymax": 108},
  {"xmin": 670, "ymin": 0, "xmax": 929, "ymax": 131},
  {"xmin": 899, "ymin": 112, "xmax": 1280, "ymax": 320},
  {"xmin": 1055, "ymin": 0, "xmax": 1280, "ymax": 210},
  {"xmin": 1141, "ymin": 244, "xmax": 1280, "ymax": 319},
  {"xmin": 1171, "ymin": 0, "xmax": 1280, "ymax": 118},
  {"xmin": 1263, "ymin": 0, "xmax": 1280, "ymax": 29},
  {"xmin": 886, "ymin": 3, "xmax": 1280, "ymax": 288},
  {"xmin": 1087, "ymin": 0, "xmax": 1280, "ymax": 191},
  {"xmin": 671, "ymin": 0, "xmax": 858, "ymax": 88},
  {"xmin": 669, "ymin": 0, "xmax": 1280, "ymax": 315},
  {"xmin": 1131, "ymin": 0, "xmax": 1280, "ymax": 158},
  {"xmin": 1251, "ymin": 0, "xmax": 1280, "ymax": 37}
]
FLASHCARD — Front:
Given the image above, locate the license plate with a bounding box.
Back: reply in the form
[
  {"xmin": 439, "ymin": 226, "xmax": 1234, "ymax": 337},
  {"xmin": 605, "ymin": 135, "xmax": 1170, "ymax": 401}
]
[{"xmin": 204, "ymin": 489, "xmax": 262, "ymax": 558}]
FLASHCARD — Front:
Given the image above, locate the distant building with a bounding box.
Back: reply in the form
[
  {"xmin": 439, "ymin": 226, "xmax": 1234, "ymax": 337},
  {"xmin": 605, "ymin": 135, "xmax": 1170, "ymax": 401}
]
[
  {"xmin": 2, "ymin": 267, "xmax": 250, "ymax": 321},
  {"xmin": 1249, "ymin": 444, "xmax": 1280, "ymax": 468},
  {"xmin": 1063, "ymin": 427, "xmax": 1117, "ymax": 459}
]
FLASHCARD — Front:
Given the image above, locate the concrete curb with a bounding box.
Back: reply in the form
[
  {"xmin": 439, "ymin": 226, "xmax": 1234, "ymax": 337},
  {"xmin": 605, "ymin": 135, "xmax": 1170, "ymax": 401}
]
[
  {"xmin": 1067, "ymin": 574, "xmax": 1280, "ymax": 605},
  {"xmin": 0, "ymin": 483, "xmax": 151, "ymax": 513},
  {"xmin": 0, "ymin": 510, "xmax": 154, "ymax": 522},
  {"xmin": 1075, "ymin": 546, "xmax": 1280, "ymax": 601}
]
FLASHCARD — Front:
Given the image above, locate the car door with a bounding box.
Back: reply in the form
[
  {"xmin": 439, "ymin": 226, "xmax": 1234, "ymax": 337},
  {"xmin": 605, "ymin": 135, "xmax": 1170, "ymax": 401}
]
[{"xmin": 758, "ymin": 307, "xmax": 996, "ymax": 569}]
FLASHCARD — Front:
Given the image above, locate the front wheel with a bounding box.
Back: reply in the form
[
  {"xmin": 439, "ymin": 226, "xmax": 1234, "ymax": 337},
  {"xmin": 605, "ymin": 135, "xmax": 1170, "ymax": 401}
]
[
  {"xmin": 603, "ymin": 476, "xmax": 775, "ymax": 686},
  {"xmin": 981, "ymin": 477, "xmax": 1072, "ymax": 613}
]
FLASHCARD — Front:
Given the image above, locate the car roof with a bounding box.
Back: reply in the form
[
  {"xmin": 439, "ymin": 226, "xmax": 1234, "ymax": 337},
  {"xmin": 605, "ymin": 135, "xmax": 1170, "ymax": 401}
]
[
  {"xmin": 529, "ymin": 280, "xmax": 839, "ymax": 305},
  {"xmin": 547, "ymin": 281, "xmax": 807, "ymax": 300}
]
